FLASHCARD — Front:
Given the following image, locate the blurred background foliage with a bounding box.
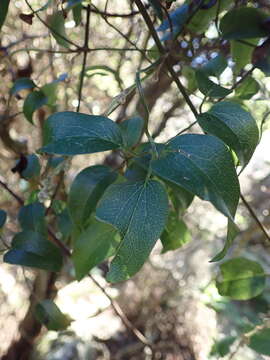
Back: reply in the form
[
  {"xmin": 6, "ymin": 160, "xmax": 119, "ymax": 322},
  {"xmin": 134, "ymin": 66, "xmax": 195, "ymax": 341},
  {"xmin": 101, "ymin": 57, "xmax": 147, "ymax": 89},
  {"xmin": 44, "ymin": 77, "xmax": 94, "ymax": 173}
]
[{"xmin": 0, "ymin": 0, "xmax": 270, "ymax": 359}]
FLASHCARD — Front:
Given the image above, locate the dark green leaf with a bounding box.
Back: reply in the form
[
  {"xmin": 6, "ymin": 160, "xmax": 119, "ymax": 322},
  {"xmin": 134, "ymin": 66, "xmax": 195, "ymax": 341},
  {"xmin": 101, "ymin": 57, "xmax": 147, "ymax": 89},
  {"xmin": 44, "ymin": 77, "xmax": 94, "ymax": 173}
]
[
  {"xmin": 235, "ymin": 76, "xmax": 260, "ymax": 100},
  {"xmin": 4, "ymin": 230, "xmax": 63, "ymax": 272},
  {"xmin": 211, "ymin": 219, "xmax": 239, "ymax": 262},
  {"xmin": 0, "ymin": 210, "xmax": 7, "ymax": 228},
  {"xmin": 161, "ymin": 211, "xmax": 191, "ymax": 253},
  {"xmin": 201, "ymin": 54, "xmax": 228, "ymax": 77},
  {"xmin": 187, "ymin": 0, "xmax": 232, "ymax": 34},
  {"xmin": 149, "ymin": 0, "xmax": 163, "ymax": 20},
  {"xmin": 216, "ymin": 257, "xmax": 266, "ymax": 300},
  {"xmin": 57, "ymin": 209, "xmax": 73, "ymax": 240},
  {"xmin": 18, "ymin": 202, "xmax": 47, "ymax": 235},
  {"xmin": 21, "ymin": 154, "xmax": 41, "ymax": 180},
  {"xmin": 72, "ymin": 218, "xmax": 120, "ymax": 280},
  {"xmin": 220, "ymin": 7, "xmax": 269, "ymax": 40},
  {"xmin": 198, "ymin": 101, "xmax": 259, "ymax": 166},
  {"xmin": 68, "ymin": 165, "xmax": 117, "ymax": 228},
  {"xmin": 96, "ymin": 180, "xmax": 169, "ymax": 282},
  {"xmin": 40, "ymin": 112, "xmax": 123, "ymax": 155},
  {"xmin": 196, "ymin": 71, "xmax": 232, "ymax": 98},
  {"xmin": 182, "ymin": 65, "xmax": 197, "ymax": 93},
  {"xmin": 10, "ymin": 78, "xmax": 36, "ymax": 95},
  {"xmin": 210, "ymin": 336, "xmax": 237, "ymax": 357},
  {"xmin": 168, "ymin": 184, "xmax": 194, "ymax": 215},
  {"xmin": 137, "ymin": 134, "xmax": 239, "ymax": 220},
  {"xmin": 48, "ymin": 11, "xmax": 70, "ymax": 48},
  {"xmin": 72, "ymin": 3, "xmax": 82, "ymax": 26},
  {"xmin": 120, "ymin": 117, "xmax": 144, "ymax": 148},
  {"xmin": 0, "ymin": 0, "xmax": 10, "ymax": 30},
  {"xmin": 249, "ymin": 328, "xmax": 270, "ymax": 355},
  {"xmin": 35, "ymin": 300, "xmax": 72, "ymax": 331},
  {"xmin": 252, "ymin": 38, "xmax": 270, "ymax": 76},
  {"xmin": 23, "ymin": 91, "xmax": 48, "ymax": 124},
  {"xmin": 231, "ymin": 39, "xmax": 259, "ymax": 73}
]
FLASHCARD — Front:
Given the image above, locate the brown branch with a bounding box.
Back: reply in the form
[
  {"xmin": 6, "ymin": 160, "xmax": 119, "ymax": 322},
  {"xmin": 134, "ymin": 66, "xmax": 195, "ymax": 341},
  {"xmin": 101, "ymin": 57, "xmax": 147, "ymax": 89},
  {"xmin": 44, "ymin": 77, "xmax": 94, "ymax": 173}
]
[{"xmin": 0, "ymin": 178, "xmax": 24, "ymax": 205}]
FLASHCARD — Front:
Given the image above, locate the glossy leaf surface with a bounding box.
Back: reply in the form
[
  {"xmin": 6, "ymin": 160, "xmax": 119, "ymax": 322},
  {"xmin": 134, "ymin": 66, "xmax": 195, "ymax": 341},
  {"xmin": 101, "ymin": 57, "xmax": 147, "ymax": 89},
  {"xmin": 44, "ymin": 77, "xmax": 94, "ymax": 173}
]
[
  {"xmin": 96, "ymin": 180, "xmax": 168, "ymax": 282},
  {"xmin": 41, "ymin": 112, "xmax": 123, "ymax": 155}
]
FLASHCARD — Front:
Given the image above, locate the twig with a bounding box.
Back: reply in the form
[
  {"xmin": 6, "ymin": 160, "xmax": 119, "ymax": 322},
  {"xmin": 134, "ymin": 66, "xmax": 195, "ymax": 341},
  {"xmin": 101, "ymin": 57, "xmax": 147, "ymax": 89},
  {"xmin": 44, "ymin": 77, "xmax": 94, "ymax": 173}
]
[
  {"xmin": 76, "ymin": 5, "xmax": 91, "ymax": 112},
  {"xmin": 240, "ymin": 193, "xmax": 270, "ymax": 243},
  {"xmin": 0, "ymin": 178, "xmax": 24, "ymax": 205},
  {"xmin": 88, "ymin": 274, "xmax": 153, "ymax": 350},
  {"xmin": 134, "ymin": 0, "xmax": 199, "ymax": 119}
]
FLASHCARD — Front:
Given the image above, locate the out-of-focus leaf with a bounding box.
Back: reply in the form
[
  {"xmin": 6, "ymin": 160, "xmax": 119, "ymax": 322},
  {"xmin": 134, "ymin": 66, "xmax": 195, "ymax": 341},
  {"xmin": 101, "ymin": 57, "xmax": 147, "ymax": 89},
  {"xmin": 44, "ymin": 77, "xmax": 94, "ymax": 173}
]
[
  {"xmin": 68, "ymin": 165, "xmax": 117, "ymax": 228},
  {"xmin": 235, "ymin": 76, "xmax": 260, "ymax": 100},
  {"xmin": 231, "ymin": 39, "xmax": 259, "ymax": 73},
  {"xmin": 149, "ymin": 0, "xmax": 163, "ymax": 20},
  {"xmin": 196, "ymin": 71, "xmax": 232, "ymax": 98},
  {"xmin": 216, "ymin": 257, "xmax": 266, "ymax": 300},
  {"xmin": 249, "ymin": 328, "xmax": 270, "ymax": 355},
  {"xmin": 210, "ymin": 336, "xmax": 237, "ymax": 357},
  {"xmin": 220, "ymin": 7, "xmax": 269, "ymax": 40},
  {"xmin": 41, "ymin": 73, "xmax": 68, "ymax": 106},
  {"xmin": 40, "ymin": 112, "xmax": 123, "ymax": 155},
  {"xmin": 0, "ymin": 0, "xmax": 10, "ymax": 30},
  {"xmin": 23, "ymin": 91, "xmax": 48, "ymax": 124},
  {"xmin": 252, "ymin": 38, "xmax": 270, "ymax": 76},
  {"xmin": 161, "ymin": 211, "xmax": 191, "ymax": 253},
  {"xmin": 0, "ymin": 210, "xmax": 7, "ymax": 228},
  {"xmin": 48, "ymin": 11, "xmax": 70, "ymax": 48},
  {"xmin": 20, "ymin": 154, "xmax": 41, "ymax": 180},
  {"xmin": 120, "ymin": 117, "xmax": 144, "ymax": 148},
  {"xmin": 72, "ymin": 218, "xmax": 120, "ymax": 280},
  {"xmin": 4, "ymin": 230, "xmax": 63, "ymax": 272},
  {"xmin": 35, "ymin": 300, "xmax": 72, "ymax": 331},
  {"xmin": 10, "ymin": 78, "xmax": 36, "ymax": 95}
]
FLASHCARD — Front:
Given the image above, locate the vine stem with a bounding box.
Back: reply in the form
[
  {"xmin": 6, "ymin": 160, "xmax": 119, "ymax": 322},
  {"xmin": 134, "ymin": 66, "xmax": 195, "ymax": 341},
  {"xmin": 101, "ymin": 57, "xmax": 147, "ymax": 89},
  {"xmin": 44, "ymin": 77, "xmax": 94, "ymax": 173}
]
[
  {"xmin": 240, "ymin": 193, "xmax": 270, "ymax": 243},
  {"xmin": 0, "ymin": 178, "xmax": 152, "ymax": 349},
  {"xmin": 76, "ymin": 5, "xmax": 91, "ymax": 112},
  {"xmin": 134, "ymin": 0, "xmax": 198, "ymax": 118}
]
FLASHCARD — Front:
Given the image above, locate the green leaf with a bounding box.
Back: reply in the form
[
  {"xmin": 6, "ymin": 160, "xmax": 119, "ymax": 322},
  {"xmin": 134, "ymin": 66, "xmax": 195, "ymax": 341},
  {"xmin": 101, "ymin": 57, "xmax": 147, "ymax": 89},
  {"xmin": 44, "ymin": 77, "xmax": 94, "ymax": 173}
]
[
  {"xmin": 40, "ymin": 112, "xmax": 123, "ymax": 155},
  {"xmin": 120, "ymin": 117, "xmax": 144, "ymax": 148},
  {"xmin": 4, "ymin": 230, "xmax": 63, "ymax": 272},
  {"xmin": 198, "ymin": 101, "xmax": 259, "ymax": 166},
  {"xmin": 41, "ymin": 73, "xmax": 67, "ymax": 106},
  {"xmin": 137, "ymin": 134, "xmax": 240, "ymax": 220},
  {"xmin": 182, "ymin": 65, "xmax": 197, "ymax": 93},
  {"xmin": 18, "ymin": 202, "xmax": 47, "ymax": 235},
  {"xmin": 216, "ymin": 257, "xmax": 266, "ymax": 300},
  {"xmin": 35, "ymin": 300, "xmax": 72, "ymax": 331},
  {"xmin": 0, "ymin": 210, "xmax": 7, "ymax": 228},
  {"xmin": 249, "ymin": 328, "xmax": 270, "ymax": 356},
  {"xmin": 68, "ymin": 165, "xmax": 117, "ymax": 228},
  {"xmin": 23, "ymin": 91, "xmax": 48, "ymax": 124},
  {"xmin": 161, "ymin": 211, "xmax": 191, "ymax": 253},
  {"xmin": 231, "ymin": 39, "xmax": 259, "ymax": 73},
  {"xmin": 72, "ymin": 218, "xmax": 120, "ymax": 280},
  {"xmin": 10, "ymin": 78, "xmax": 36, "ymax": 95},
  {"xmin": 196, "ymin": 71, "xmax": 232, "ymax": 98},
  {"xmin": 211, "ymin": 219, "xmax": 239, "ymax": 262},
  {"xmin": 96, "ymin": 180, "xmax": 169, "ymax": 282},
  {"xmin": 168, "ymin": 184, "xmax": 194, "ymax": 215},
  {"xmin": 48, "ymin": 11, "xmax": 70, "ymax": 48},
  {"xmin": 72, "ymin": 3, "xmax": 82, "ymax": 26},
  {"xmin": 235, "ymin": 76, "xmax": 260, "ymax": 100},
  {"xmin": 210, "ymin": 336, "xmax": 237, "ymax": 357},
  {"xmin": 0, "ymin": 0, "xmax": 10, "ymax": 30},
  {"xmin": 201, "ymin": 54, "xmax": 228, "ymax": 77},
  {"xmin": 149, "ymin": 0, "xmax": 163, "ymax": 20},
  {"xmin": 187, "ymin": 0, "xmax": 233, "ymax": 34},
  {"xmin": 220, "ymin": 7, "xmax": 269, "ymax": 40},
  {"xmin": 21, "ymin": 154, "xmax": 41, "ymax": 180},
  {"xmin": 57, "ymin": 208, "xmax": 73, "ymax": 240},
  {"xmin": 85, "ymin": 65, "xmax": 123, "ymax": 88}
]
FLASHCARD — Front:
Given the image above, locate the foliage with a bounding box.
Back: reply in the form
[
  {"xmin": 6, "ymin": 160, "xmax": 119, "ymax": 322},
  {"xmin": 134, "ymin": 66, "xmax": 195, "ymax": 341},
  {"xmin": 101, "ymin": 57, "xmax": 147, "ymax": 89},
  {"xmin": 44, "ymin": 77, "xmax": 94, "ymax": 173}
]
[{"xmin": 1, "ymin": 0, "xmax": 270, "ymax": 358}]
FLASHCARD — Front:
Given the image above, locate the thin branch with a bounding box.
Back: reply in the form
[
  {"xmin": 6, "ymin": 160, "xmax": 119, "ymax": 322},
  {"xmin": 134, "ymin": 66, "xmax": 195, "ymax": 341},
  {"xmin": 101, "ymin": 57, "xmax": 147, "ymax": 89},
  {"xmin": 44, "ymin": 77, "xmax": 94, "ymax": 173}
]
[
  {"xmin": 88, "ymin": 274, "xmax": 153, "ymax": 350},
  {"xmin": 77, "ymin": 5, "xmax": 91, "ymax": 112},
  {"xmin": 0, "ymin": 178, "xmax": 24, "ymax": 205},
  {"xmin": 134, "ymin": 0, "xmax": 199, "ymax": 119},
  {"xmin": 240, "ymin": 193, "xmax": 270, "ymax": 243},
  {"xmin": 88, "ymin": 5, "xmax": 146, "ymax": 18}
]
